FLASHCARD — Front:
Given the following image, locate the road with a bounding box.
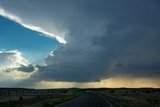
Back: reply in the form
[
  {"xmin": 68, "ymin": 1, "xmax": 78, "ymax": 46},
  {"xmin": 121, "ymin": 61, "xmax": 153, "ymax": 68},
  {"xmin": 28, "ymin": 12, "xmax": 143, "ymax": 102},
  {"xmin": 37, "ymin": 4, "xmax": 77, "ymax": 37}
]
[{"xmin": 55, "ymin": 92, "xmax": 113, "ymax": 107}]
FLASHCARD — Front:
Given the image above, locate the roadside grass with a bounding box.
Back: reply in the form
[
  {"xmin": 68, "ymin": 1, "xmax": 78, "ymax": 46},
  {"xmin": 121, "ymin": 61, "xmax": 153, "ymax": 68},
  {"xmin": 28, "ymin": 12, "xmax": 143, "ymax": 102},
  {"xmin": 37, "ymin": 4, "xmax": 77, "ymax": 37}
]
[
  {"xmin": 97, "ymin": 88, "xmax": 160, "ymax": 107},
  {"xmin": 26, "ymin": 92, "xmax": 80, "ymax": 107}
]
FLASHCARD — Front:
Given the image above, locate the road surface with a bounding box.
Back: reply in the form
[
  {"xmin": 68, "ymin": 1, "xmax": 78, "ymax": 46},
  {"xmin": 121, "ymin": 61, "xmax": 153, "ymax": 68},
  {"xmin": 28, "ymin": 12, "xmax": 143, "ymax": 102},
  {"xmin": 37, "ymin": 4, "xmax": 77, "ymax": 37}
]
[{"xmin": 56, "ymin": 92, "xmax": 113, "ymax": 107}]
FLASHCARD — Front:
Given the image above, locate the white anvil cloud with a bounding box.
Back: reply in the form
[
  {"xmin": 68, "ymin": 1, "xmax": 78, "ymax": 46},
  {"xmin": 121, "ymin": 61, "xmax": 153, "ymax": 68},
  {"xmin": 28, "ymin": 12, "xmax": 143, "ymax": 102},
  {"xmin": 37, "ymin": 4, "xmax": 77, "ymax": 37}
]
[{"xmin": 0, "ymin": 7, "xmax": 66, "ymax": 44}]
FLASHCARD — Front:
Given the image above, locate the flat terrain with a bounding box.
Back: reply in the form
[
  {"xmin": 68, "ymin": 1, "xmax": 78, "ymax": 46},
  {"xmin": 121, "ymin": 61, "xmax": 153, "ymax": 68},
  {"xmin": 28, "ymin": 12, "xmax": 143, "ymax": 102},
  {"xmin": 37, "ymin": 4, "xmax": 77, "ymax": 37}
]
[
  {"xmin": 0, "ymin": 88, "xmax": 160, "ymax": 107},
  {"xmin": 96, "ymin": 88, "xmax": 160, "ymax": 107},
  {"xmin": 56, "ymin": 92, "xmax": 112, "ymax": 107}
]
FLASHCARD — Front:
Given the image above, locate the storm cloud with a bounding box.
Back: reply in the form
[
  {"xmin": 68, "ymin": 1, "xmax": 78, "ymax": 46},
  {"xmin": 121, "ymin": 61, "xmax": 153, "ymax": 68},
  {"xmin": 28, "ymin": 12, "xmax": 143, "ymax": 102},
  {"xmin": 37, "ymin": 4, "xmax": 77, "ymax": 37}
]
[
  {"xmin": 1, "ymin": 0, "xmax": 160, "ymax": 82},
  {"xmin": 0, "ymin": 50, "xmax": 29, "ymax": 69}
]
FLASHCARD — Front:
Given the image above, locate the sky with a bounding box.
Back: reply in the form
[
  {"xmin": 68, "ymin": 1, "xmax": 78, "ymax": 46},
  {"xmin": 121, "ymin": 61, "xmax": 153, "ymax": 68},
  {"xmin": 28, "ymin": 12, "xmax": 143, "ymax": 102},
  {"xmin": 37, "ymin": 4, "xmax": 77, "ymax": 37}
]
[
  {"xmin": 0, "ymin": 16, "xmax": 60, "ymax": 65},
  {"xmin": 0, "ymin": 0, "xmax": 160, "ymax": 88}
]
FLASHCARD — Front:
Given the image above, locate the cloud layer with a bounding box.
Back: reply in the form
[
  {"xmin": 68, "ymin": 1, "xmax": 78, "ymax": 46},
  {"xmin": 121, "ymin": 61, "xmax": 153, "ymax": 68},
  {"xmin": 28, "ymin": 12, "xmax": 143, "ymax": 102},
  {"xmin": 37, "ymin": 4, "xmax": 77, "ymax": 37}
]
[
  {"xmin": 0, "ymin": 50, "xmax": 35, "ymax": 86},
  {"xmin": 0, "ymin": 50, "xmax": 35, "ymax": 72},
  {"xmin": 0, "ymin": 50, "xmax": 29, "ymax": 69},
  {"xmin": 1, "ymin": 0, "xmax": 160, "ymax": 83}
]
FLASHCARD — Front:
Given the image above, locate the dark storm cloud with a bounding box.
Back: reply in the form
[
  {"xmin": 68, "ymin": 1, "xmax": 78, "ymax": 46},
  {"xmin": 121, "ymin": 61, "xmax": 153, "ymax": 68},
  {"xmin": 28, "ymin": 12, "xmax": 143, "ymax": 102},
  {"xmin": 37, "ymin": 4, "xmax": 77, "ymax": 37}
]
[
  {"xmin": 17, "ymin": 64, "xmax": 35, "ymax": 73},
  {"xmin": 1, "ymin": 0, "xmax": 160, "ymax": 82}
]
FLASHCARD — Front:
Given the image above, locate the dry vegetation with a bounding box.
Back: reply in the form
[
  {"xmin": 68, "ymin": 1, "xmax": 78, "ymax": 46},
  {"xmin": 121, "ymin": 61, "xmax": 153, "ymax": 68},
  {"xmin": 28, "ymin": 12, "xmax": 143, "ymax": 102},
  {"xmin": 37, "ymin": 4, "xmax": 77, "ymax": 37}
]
[
  {"xmin": 25, "ymin": 92, "xmax": 80, "ymax": 107},
  {"xmin": 96, "ymin": 88, "xmax": 160, "ymax": 107},
  {"xmin": 1, "ymin": 88, "xmax": 160, "ymax": 107},
  {"xmin": 0, "ymin": 88, "xmax": 80, "ymax": 107}
]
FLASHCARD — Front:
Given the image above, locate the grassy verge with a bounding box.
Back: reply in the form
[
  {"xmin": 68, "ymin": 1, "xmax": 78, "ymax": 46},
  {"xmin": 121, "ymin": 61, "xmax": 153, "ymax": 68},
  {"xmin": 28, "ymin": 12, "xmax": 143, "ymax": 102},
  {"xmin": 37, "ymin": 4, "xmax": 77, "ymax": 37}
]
[
  {"xmin": 26, "ymin": 92, "xmax": 80, "ymax": 107},
  {"xmin": 97, "ymin": 88, "xmax": 160, "ymax": 107}
]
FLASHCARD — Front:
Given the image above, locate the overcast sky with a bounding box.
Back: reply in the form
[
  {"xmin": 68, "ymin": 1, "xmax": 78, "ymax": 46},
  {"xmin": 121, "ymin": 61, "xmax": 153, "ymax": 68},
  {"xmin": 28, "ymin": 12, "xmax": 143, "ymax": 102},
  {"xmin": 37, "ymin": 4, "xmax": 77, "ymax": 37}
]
[{"xmin": 0, "ymin": 0, "xmax": 160, "ymax": 88}]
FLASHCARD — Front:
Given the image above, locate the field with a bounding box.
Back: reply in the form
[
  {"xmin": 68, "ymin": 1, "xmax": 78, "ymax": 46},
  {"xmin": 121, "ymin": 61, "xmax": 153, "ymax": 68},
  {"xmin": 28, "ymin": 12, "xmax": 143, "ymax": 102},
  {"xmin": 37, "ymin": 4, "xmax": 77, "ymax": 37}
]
[
  {"xmin": 96, "ymin": 88, "xmax": 160, "ymax": 107},
  {"xmin": 0, "ymin": 88, "xmax": 80, "ymax": 107},
  {"xmin": 0, "ymin": 88, "xmax": 160, "ymax": 107}
]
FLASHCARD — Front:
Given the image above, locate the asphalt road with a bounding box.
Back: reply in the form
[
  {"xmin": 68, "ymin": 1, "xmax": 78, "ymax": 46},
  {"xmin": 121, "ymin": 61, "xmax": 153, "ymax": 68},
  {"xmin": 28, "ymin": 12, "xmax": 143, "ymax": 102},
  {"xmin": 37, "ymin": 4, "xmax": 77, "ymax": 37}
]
[{"xmin": 56, "ymin": 92, "xmax": 113, "ymax": 107}]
